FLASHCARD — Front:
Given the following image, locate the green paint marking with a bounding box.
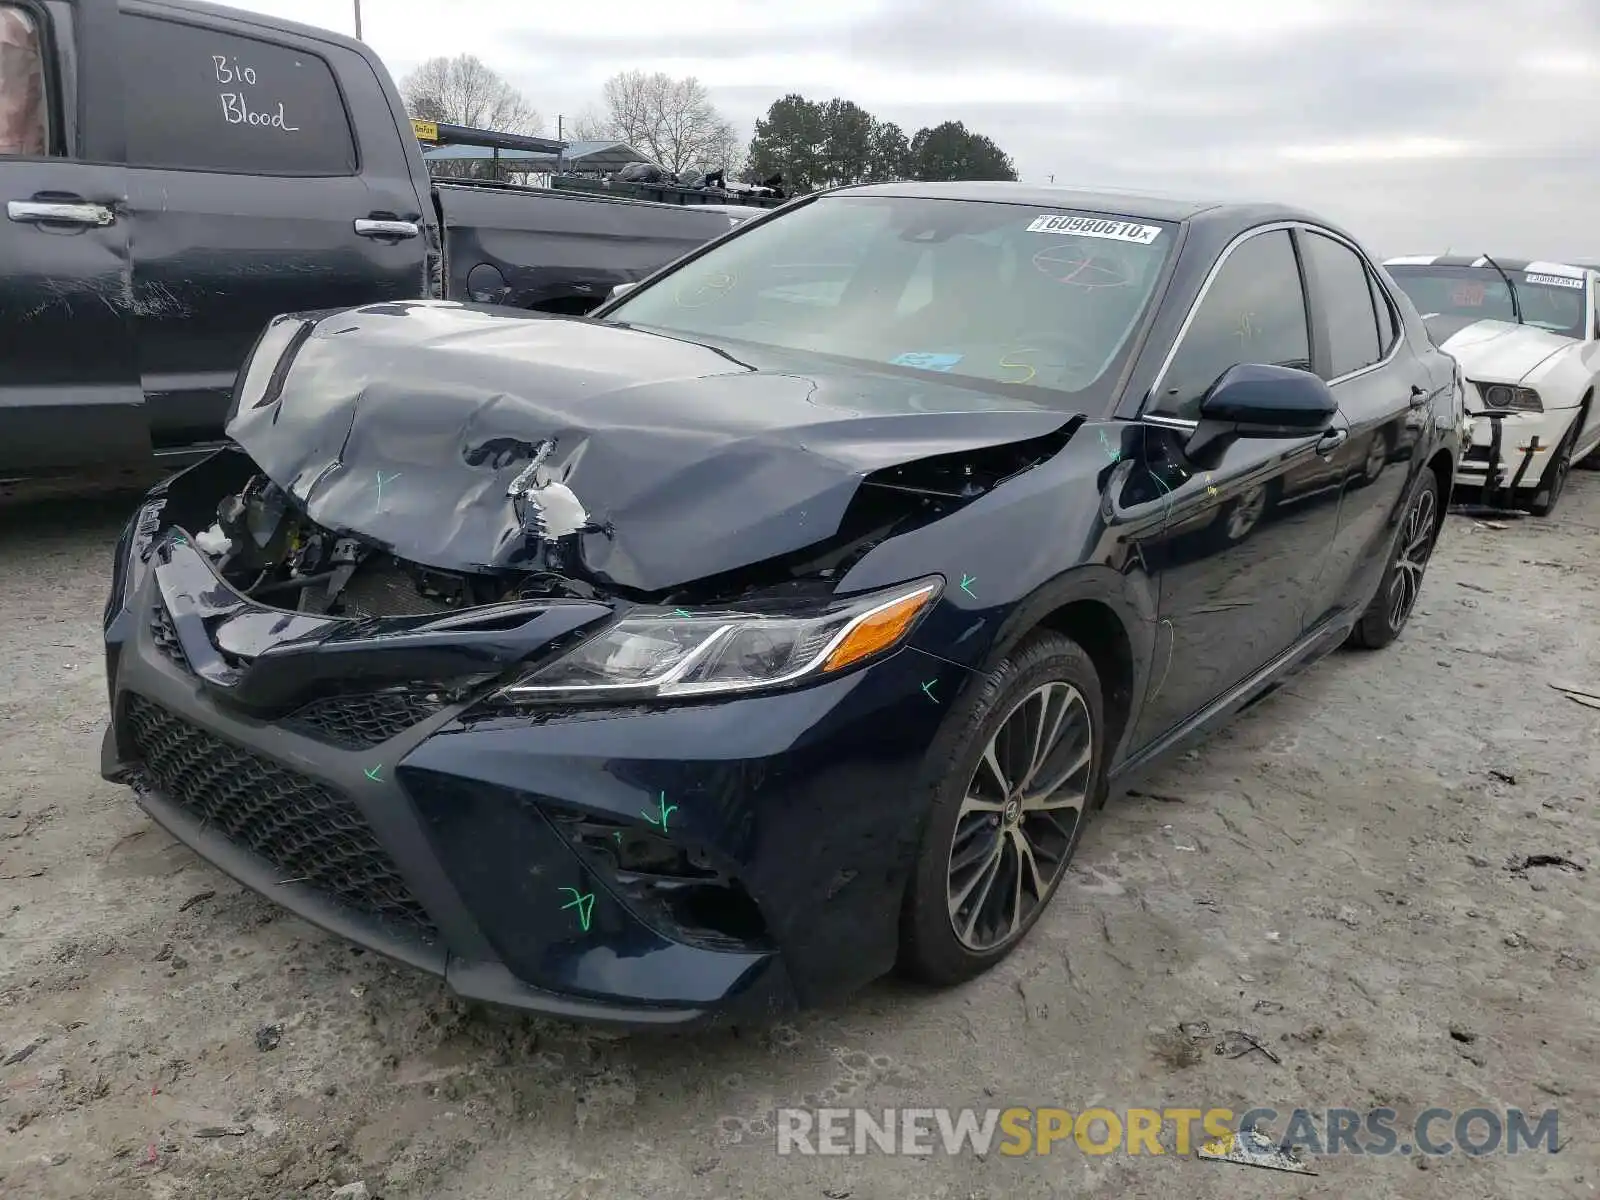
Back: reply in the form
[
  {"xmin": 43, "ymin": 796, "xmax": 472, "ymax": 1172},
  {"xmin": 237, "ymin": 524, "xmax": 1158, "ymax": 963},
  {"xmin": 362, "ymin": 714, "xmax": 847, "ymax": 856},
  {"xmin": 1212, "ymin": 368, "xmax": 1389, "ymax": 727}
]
[
  {"xmin": 559, "ymin": 887, "xmax": 595, "ymax": 931},
  {"xmin": 363, "ymin": 766, "xmax": 382, "ymax": 782},
  {"xmin": 673, "ymin": 608, "xmax": 692, "ymax": 618},
  {"xmin": 1097, "ymin": 429, "xmax": 1122, "ymax": 464},
  {"xmin": 921, "ymin": 679, "xmax": 938, "ymax": 703},
  {"xmin": 374, "ymin": 470, "xmax": 401, "ymax": 511},
  {"xmin": 959, "ymin": 574, "xmax": 977, "ymax": 598},
  {"xmin": 642, "ymin": 791, "xmax": 678, "ymax": 833}
]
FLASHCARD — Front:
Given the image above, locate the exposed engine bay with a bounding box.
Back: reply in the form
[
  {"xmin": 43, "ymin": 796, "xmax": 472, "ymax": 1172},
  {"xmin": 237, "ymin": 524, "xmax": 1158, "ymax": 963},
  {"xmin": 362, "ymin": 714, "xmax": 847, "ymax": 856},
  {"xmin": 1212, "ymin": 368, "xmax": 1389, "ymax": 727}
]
[{"xmin": 190, "ymin": 469, "xmax": 527, "ymax": 620}]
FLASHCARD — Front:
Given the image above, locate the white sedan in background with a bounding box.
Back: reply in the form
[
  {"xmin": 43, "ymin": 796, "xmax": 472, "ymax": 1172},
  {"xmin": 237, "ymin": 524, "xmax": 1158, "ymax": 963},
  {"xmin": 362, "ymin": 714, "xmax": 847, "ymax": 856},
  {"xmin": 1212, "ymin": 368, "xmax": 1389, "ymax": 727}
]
[{"xmin": 1384, "ymin": 255, "xmax": 1600, "ymax": 515}]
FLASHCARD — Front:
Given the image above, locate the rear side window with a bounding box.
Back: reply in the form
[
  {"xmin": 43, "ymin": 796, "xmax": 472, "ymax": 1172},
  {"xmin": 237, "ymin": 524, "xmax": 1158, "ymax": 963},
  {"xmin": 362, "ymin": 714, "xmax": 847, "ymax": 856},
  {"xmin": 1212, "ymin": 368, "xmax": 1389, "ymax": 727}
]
[
  {"xmin": 121, "ymin": 15, "xmax": 356, "ymax": 175},
  {"xmin": 0, "ymin": 3, "xmax": 49, "ymax": 156},
  {"xmin": 1151, "ymin": 229, "xmax": 1311, "ymax": 420},
  {"xmin": 1370, "ymin": 271, "xmax": 1399, "ymax": 351},
  {"xmin": 1303, "ymin": 231, "xmax": 1383, "ymax": 379}
]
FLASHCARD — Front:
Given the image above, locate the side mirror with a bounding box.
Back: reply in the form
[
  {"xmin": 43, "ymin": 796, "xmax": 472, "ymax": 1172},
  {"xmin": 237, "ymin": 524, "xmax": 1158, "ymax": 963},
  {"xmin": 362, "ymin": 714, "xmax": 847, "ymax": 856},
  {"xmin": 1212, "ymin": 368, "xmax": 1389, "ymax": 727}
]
[
  {"xmin": 608, "ymin": 281, "xmax": 640, "ymax": 301},
  {"xmin": 1185, "ymin": 363, "xmax": 1337, "ymax": 463}
]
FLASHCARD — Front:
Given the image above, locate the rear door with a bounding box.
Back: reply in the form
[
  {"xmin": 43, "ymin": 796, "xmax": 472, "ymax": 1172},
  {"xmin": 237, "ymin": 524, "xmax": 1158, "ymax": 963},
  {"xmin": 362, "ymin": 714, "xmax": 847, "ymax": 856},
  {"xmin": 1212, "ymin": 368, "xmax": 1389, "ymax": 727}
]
[
  {"xmin": 117, "ymin": 1, "xmax": 428, "ymax": 451},
  {"xmin": 1296, "ymin": 228, "xmax": 1421, "ymax": 626},
  {"xmin": 0, "ymin": 0, "xmax": 146, "ymax": 475},
  {"xmin": 1132, "ymin": 227, "xmax": 1345, "ymax": 748}
]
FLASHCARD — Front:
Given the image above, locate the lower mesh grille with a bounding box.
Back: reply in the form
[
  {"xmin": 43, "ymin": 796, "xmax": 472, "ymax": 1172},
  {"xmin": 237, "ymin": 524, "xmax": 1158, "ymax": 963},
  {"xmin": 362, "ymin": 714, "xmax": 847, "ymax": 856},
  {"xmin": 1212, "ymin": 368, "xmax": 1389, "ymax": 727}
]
[
  {"xmin": 283, "ymin": 689, "xmax": 446, "ymax": 750},
  {"xmin": 123, "ymin": 694, "xmax": 436, "ymax": 936},
  {"xmin": 150, "ymin": 601, "xmax": 189, "ymax": 671}
]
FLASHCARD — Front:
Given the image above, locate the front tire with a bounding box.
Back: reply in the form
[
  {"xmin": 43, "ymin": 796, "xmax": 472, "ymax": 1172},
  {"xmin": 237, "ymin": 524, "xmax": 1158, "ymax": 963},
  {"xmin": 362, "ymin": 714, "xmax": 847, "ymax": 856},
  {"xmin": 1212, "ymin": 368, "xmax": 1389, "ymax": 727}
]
[
  {"xmin": 1528, "ymin": 416, "xmax": 1579, "ymax": 516},
  {"xmin": 899, "ymin": 632, "xmax": 1104, "ymax": 986},
  {"xmin": 1346, "ymin": 470, "xmax": 1441, "ymax": 650}
]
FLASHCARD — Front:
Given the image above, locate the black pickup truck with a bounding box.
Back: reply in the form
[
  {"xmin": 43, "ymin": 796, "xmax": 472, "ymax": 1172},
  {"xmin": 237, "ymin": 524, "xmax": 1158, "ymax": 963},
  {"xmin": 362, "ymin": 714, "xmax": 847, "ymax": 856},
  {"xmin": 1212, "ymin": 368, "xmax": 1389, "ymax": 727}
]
[{"xmin": 0, "ymin": 0, "xmax": 736, "ymax": 480}]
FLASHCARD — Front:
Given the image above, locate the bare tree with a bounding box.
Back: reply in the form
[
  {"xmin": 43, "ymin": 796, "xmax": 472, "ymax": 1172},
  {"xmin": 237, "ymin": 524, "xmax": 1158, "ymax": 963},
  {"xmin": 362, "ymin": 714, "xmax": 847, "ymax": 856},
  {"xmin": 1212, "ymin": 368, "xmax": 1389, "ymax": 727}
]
[
  {"xmin": 400, "ymin": 54, "xmax": 542, "ymax": 134},
  {"xmin": 566, "ymin": 105, "xmax": 614, "ymax": 143},
  {"xmin": 586, "ymin": 70, "xmax": 740, "ymax": 176}
]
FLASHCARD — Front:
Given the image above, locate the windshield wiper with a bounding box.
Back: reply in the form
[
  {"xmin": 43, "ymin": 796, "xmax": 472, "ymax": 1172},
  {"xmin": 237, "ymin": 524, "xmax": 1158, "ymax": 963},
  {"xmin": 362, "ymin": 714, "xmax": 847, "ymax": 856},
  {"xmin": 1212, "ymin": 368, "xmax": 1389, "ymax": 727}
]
[{"xmin": 1481, "ymin": 254, "xmax": 1523, "ymax": 323}]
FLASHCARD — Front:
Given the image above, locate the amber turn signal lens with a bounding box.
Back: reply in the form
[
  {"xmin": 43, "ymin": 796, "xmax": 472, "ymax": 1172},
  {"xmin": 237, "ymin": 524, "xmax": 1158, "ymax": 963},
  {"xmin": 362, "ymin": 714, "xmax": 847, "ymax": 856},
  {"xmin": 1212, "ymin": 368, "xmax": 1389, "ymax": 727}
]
[{"xmin": 822, "ymin": 583, "xmax": 939, "ymax": 674}]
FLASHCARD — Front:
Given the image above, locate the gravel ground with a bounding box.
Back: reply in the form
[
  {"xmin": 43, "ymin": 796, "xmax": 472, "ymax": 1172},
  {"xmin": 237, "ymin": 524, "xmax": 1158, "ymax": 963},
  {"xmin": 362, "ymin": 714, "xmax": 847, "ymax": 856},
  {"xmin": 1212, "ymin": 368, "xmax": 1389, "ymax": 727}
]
[{"xmin": 1, "ymin": 475, "xmax": 1597, "ymax": 1200}]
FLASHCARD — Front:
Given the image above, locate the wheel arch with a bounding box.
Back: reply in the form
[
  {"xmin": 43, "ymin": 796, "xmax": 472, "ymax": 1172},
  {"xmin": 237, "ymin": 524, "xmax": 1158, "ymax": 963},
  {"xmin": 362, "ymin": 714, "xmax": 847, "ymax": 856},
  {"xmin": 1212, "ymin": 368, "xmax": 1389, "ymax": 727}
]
[
  {"xmin": 1032, "ymin": 599, "xmax": 1137, "ymax": 778},
  {"xmin": 1427, "ymin": 446, "xmax": 1454, "ymax": 514}
]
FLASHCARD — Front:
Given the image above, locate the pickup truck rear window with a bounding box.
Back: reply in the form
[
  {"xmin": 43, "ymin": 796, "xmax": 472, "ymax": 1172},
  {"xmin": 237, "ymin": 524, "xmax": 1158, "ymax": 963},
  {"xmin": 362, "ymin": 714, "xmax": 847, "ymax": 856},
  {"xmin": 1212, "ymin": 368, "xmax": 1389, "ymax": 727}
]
[{"xmin": 121, "ymin": 14, "xmax": 356, "ymax": 176}]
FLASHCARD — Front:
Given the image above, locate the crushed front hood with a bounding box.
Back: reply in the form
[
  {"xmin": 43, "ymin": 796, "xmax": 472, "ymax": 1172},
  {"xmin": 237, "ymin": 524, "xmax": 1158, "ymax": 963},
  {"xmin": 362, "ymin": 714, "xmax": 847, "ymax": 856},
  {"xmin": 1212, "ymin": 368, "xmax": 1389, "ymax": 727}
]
[{"xmin": 227, "ymin": 301, "xmax": 1074, "ymax": 593}]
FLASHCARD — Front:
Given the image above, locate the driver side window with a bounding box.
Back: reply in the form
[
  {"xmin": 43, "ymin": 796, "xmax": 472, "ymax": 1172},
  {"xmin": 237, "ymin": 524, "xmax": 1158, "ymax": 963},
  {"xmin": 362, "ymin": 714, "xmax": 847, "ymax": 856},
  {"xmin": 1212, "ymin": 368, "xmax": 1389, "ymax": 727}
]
[{"xmin": 1150, "ymin": 229, "xmax": 1312, "ymax": 420}]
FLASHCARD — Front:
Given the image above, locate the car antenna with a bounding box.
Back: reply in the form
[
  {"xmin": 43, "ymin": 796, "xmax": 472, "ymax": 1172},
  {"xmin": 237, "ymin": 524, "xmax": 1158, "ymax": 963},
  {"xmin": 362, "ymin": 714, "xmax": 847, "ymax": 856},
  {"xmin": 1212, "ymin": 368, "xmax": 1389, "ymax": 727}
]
[{"xmin": 1481, "ymin": 253, "xmax": 1523, "ymax": 323}]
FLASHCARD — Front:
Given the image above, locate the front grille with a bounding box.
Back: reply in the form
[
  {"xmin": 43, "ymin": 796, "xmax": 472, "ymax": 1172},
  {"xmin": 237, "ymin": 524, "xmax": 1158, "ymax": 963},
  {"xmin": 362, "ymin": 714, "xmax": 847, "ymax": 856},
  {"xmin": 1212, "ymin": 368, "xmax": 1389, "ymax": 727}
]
[
  {"xmin": 283, "ymin": 689, "xmax": 446, "ymax": 750},
  {"xmin": 150, "ymin": 601, "xmax": 188, "ymax": 670},
  {"xmin": 123, "ymin": 695, "xmax": 436, "ymax": 936}
]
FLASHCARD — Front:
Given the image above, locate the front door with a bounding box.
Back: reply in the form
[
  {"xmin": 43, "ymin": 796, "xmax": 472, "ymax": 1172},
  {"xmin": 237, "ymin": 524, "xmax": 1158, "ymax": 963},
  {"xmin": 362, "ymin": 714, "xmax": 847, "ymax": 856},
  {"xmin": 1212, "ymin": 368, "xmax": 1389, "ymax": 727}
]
[
  {"xmin": 1131, "ymin": 227, "xmax": 1344, "ymax": 748},
  {"xmin": 0, "ymin": 0, "xmax": 144, "ymax": 476},
  {"xmin": 117, "ymin": 3, "xmax": 427, "ymax": 451}
]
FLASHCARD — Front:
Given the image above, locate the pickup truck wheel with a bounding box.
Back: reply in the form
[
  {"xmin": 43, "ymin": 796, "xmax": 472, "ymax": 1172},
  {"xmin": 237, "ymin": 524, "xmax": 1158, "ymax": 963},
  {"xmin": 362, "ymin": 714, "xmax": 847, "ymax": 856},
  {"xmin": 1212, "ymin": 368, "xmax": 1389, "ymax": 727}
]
[
  {"xmin": 899, "ymin": 632, "xmax": 1104, "ymax": 986},
  {"xmin": 1347, "ymin": 470, "xmax": 1441, "ymax": 650}
]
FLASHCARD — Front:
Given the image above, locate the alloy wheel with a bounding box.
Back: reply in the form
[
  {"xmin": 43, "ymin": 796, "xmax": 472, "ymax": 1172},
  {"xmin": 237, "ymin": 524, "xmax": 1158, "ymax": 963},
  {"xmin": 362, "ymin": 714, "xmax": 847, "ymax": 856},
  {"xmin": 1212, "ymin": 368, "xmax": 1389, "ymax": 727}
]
[
  {"xmin": 946, "ymin": 682, "xmax": 1092, "ymax": 951},
  {"xmin": 1387, "ymin": 485, "xmax": 1438, "ymax": 631}
]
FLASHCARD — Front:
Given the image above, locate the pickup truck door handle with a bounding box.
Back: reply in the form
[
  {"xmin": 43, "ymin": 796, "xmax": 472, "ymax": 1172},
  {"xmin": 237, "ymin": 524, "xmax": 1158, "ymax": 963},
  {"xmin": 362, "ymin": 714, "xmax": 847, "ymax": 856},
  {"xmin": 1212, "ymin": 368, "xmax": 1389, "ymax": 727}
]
[
  {"xmin": 7, "ymin": 199, "xmax": 116, "ymax": 227},
  {"xmin": 1314, "ymin": 427, "xmax": 1349, "ymax": 456},
  {"xmin": 354, "ymin": 218, "xmax": 421, "ymax": 239}
]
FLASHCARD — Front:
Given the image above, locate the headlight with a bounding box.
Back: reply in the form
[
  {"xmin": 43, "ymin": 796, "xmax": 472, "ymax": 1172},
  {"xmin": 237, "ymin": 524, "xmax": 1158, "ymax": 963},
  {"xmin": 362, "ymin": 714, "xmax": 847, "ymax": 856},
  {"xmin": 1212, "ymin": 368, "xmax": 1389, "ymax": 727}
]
[
  {"xmin": 501, "ymin": 577, "xmax": 943, "ymax": 702},
  {"xmin": 1476, "ymin": 382, "xmax": 1542, "ymax": 413}
]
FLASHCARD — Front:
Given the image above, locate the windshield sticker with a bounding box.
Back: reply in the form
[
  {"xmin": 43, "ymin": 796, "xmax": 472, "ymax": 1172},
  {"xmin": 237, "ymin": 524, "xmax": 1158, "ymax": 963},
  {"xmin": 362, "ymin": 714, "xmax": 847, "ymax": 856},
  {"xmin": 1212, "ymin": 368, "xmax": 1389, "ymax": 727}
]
[
  {"xmin": 1026, "ymin": 215, "xmax": 1162, "ymax": 244},
  {"xmin": 1525, "ymin": 272, "xmax": 1585, "ymax": 290},
  {"xmin": 1452, "ymin": 282, "xmax": 1487, "ymax": 306},
  {"xmin": 891, "ymin": 352, "xmax": 964, "ymax": 372}
]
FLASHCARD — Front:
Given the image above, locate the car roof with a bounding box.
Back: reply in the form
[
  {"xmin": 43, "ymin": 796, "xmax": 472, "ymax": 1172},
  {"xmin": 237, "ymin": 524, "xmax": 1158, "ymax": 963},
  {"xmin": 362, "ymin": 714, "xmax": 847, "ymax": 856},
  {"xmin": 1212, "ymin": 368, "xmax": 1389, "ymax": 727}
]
[
  {"xmin": 828, "ymin": 181, "xmax": 1321, "ymax": 229},
  {"xmin": 1384, "ymin": 254, "xmax": 1595, "ymax": 278}
]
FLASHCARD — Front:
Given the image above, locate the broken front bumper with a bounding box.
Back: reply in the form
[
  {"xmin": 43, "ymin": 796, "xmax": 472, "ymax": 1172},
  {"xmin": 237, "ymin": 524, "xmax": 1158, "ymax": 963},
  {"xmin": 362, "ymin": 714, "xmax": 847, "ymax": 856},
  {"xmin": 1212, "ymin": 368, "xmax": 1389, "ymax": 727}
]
[
  {"xmin": 100, "ymin": 525, "xmax": 969, "ymax": 1026},
  {"xmin": 1456, "ymin": 407, "xmax": 1577, "ymax": 502}
]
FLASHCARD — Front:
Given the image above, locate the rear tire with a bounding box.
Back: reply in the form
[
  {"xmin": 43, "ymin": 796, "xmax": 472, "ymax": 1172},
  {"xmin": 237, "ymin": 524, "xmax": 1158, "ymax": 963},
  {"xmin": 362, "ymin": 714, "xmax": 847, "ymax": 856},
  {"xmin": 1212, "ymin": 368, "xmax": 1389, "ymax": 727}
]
[
  {"xmin": 1346, "ymin": 470, "xmax": 1441, "ymax": 650},
  {"xmin": 899, "ymin": 632, "xmax": 1104, "ymax": 986}
]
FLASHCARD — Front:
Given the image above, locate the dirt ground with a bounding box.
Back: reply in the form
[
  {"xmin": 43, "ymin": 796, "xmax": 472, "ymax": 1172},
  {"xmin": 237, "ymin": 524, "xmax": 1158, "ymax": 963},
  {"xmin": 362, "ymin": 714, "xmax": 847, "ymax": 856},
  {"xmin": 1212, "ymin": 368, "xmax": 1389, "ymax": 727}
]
[{"xmin": 1, "ymin": 474, "xmax": 1596, "ymax": 1200}]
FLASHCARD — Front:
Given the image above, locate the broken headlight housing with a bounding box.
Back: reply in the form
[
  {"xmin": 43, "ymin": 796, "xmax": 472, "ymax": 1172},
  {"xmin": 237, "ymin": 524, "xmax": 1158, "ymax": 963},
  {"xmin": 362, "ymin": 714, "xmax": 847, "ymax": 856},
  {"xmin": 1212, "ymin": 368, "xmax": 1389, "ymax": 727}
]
[{"xmin": 501, "ymin": 577, "xmax": 943, "ymax": 702}]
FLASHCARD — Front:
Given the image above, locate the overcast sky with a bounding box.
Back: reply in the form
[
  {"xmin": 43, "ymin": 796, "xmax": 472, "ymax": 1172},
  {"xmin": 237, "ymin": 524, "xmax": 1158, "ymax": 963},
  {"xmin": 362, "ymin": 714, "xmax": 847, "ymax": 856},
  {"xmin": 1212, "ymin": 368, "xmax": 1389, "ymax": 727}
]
[{"xmin": 238, "ymin": 0, "xmax": 1600, "ymax": 260}]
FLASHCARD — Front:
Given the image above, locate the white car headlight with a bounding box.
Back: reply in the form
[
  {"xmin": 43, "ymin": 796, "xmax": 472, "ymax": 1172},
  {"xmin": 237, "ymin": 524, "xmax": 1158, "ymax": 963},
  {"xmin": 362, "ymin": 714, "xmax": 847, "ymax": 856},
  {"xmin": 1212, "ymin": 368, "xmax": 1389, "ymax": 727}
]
[
  {"xmin": 501, "ymin": 577, "xmax": 943, "ymax": 702},
  {"xmin": 1476, "ymin": 383, "xmax": 1543, "ymax": 413}
]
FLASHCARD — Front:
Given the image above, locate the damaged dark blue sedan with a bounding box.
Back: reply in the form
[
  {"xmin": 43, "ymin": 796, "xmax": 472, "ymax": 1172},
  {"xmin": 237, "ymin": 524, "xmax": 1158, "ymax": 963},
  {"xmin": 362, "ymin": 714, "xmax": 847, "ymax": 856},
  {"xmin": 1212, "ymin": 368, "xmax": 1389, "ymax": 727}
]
[{"xmin": 100, "ymin": 183, "xmax": 1464, "ymax": 1025}]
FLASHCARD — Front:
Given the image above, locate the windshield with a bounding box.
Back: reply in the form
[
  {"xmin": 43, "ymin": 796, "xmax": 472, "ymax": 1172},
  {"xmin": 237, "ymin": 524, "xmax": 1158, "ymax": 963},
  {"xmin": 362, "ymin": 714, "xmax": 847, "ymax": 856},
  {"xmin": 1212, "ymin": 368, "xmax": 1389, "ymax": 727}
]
[
  {"xmin": 602, "ymin": 196, "xmax": 1176, "ymax": 398},
  {"xmin": 1387, "ymin": 264, "xmax": 1590, "ymax": 340}
]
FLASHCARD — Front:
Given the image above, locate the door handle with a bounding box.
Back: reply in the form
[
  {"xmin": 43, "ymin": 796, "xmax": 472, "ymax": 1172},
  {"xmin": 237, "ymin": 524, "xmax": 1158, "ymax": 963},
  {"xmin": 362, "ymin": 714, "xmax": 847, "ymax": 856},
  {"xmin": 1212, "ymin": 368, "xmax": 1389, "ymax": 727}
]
[
  {"xmin": 354, "ymin": 218, "xmax": 420, "ymax": 239},
  {"xmin": 1409, "ymin": 384, "xmax": 1430, "ymax": 409},
  {"xmin": 7, "ymin": 200, "xmax": 116, "ymax": 226},
  {"xmin": 1315, "ymin": 428, "xmax": 1348, "ymax": 456}
]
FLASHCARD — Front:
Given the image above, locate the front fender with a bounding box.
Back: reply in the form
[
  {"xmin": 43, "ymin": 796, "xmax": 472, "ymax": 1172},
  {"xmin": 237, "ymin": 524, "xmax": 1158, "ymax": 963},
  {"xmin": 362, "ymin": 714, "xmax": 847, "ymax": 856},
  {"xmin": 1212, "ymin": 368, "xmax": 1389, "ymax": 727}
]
[{"xmin": 836, "ymin": 423, "xmax": 1162, "ymax": 743}]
